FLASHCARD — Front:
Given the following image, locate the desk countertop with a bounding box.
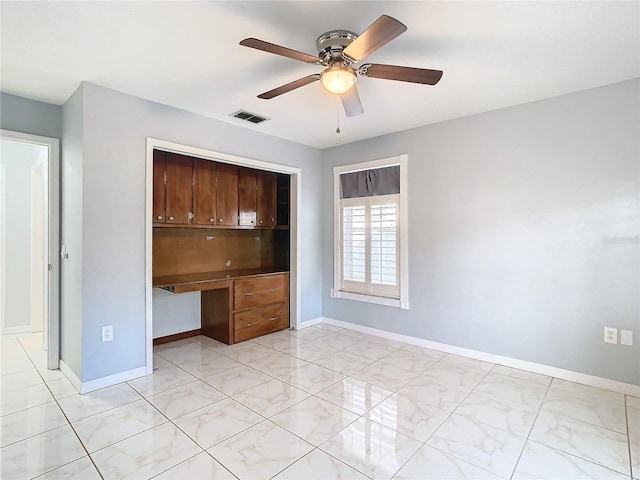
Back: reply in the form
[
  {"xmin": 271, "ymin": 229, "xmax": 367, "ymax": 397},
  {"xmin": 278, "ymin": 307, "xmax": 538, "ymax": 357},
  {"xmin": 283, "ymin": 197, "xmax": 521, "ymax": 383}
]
[{"xmin": 153, "ymin": 268, "xmax": 289, "ymax": 288}]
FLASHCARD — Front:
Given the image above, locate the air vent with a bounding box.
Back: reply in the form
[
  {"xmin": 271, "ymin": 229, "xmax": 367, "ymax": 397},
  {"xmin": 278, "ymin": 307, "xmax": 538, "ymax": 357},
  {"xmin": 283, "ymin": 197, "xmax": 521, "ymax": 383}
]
[{"xmin": 229, "ymin": 110, "xmax": 270, "ymax": 124}]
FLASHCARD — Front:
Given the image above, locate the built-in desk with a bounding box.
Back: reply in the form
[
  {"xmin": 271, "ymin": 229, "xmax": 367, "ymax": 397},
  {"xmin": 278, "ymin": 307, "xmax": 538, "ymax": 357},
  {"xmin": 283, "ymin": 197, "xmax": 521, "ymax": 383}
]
[{"xmin": 153, "ymin": 269, "xmax": 289, "ymax": 345}]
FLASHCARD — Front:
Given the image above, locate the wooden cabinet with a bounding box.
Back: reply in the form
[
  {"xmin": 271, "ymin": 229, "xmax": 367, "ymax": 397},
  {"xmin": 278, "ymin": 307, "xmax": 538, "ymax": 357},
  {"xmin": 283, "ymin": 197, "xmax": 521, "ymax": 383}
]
[
  {"xmin": 164, "ymin": 153, "xmax": 193, "ymax": 224},
  {"xmin": 238, "ymin": 168, "xmax": 257, "ymax": 227},
  {"xmin": 199, "ymin": 272, "xmax": 290, "ymax": 345},
  {"xmin": 215, "ymin": 163, "xmax": 238, "ymax": 226},
  {"xmin": 193, "ymin": 160, "xmax": 216, "ymax": 225},
  {"xmin": 153, "ymin": 150, "xmax": 287, "ymax": 230},
  {"xmin": 276, "ymin": 174, "xmax": 290, "ymax": 227},
  {"xmin": 234, "ymin": 303, "xmax": 288, "ymax": 343},
  {"xmin": 233, "ymin": 274, "xmax": 287, "ymax": 310},
  {"xmin": 153, "ymin": 151, "xmax": 166, "ymax": 223},
  {"xmin": 257, "ymin": 171, "xmax": 277, "ymax": 227},
  {"xmin": 232, "ymin": 273, "xmax": 289, "ymax": 343}
]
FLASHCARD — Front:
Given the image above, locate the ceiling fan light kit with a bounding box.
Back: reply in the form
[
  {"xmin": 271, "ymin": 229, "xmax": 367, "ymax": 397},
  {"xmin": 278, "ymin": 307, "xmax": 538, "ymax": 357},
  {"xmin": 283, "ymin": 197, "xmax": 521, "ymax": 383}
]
[
  {"xmin": 320, "ymin": 65, "xmax": 357, "ymax": 95},
  {"xmin": 239, "ymin": 14, "xmax": 443, "ymax": 118}
]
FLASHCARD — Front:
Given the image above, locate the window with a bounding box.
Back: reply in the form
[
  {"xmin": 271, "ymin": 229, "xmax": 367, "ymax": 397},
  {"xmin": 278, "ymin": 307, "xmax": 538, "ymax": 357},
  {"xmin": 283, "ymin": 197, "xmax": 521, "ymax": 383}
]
[{"xmin": 333, "ymin": 155, "xmax": 409, "ymax": 309}]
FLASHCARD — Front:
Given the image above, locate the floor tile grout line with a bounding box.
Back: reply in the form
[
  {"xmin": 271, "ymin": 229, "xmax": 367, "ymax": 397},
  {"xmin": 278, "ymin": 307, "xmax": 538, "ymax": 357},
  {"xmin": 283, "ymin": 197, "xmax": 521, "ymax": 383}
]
[
  {"xmin": 626, "ymin": 395, "xmax": 634, "ymax": 478},
  {"xmin": 392, "ymin": 363, "xmax": 498, "ymax": 477},
  {"xmin": 507, "ymin": 375, "xmax": 552, "ymax": 480},
  {"xmin": 511, "ymin": 378, "xmax": 633, "ymax": 478},
  {"xmin": 12, "ymin": 333, "xmax": 105, "ymax": 480}
]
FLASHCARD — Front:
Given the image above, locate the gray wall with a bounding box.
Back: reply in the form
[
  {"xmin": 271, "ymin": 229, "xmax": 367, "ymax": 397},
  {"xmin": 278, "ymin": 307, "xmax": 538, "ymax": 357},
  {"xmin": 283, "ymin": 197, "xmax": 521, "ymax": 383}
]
[
  {"xmin": 1, "ymin": 92, "xmax": 62, "ymax": 139},
  {"xmin": 0, "ymin": 140, "xmax": 47, "ymax": 331},
  {"xmin": 322, "ymin": 79, "xmax": 640, "ymax": 386},
  {"xmin": 79, "ymin": 83, "xmax": 322, "ymax": 382},
  {"xmin": 61, "ymin": 86, "xmax": 84, "ymax": 379}
]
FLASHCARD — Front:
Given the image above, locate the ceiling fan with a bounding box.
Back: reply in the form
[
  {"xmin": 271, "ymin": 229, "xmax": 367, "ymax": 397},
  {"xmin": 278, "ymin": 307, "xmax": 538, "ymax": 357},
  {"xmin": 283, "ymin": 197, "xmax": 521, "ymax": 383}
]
[{"xmin": 239, "ymin": 15, "xmax": 443, "ymax": 118}]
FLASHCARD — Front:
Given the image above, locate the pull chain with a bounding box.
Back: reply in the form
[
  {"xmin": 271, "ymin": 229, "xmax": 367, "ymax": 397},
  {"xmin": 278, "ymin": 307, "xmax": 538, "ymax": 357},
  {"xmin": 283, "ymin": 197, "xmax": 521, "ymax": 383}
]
[{"xmin": 336, "ymin": 96, "xmax": 341, "ymax": 145}]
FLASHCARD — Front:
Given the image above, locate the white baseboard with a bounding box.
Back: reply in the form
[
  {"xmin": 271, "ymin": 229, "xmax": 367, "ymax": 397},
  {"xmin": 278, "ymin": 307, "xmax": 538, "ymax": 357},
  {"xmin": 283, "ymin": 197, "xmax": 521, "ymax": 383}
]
[
  {"xmin": 59, "ymin": 360, "xmax": 146, "ymax": 395},
  {"xmin": 59, "ymin": 359, "xmax": 81, "ymax": 393},
  {"xmin": 80, "ymin": 366, "xmax": 147, "ymax": 394},
  {"xmin": 1, "ymin": 325, "xmax": 30, "ymax": 335},
  {"xmin": 321, "ymin": 317, "xmax": 640, "ymax": 397},
  {"xmin": 296, "ymin": 317, "xmax": 323, "ymax": 329}
]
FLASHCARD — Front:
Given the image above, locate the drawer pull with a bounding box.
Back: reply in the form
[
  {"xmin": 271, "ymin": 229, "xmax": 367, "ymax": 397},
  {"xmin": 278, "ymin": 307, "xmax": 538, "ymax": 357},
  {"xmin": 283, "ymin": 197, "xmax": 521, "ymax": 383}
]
[
  {"xmin": 269, "ymin": 288, "xmax": 277, "ymax": 292},
  {"xmin": 244, "ymin": 292, "xmax": 254, "ymax": 296},
  {"xmin": 245, "ymin": 322, "xmax": 254, "ymax": 327},
  {"xmin": 268, "ymin": 316, "xmax": 278, "ymax": 321}
]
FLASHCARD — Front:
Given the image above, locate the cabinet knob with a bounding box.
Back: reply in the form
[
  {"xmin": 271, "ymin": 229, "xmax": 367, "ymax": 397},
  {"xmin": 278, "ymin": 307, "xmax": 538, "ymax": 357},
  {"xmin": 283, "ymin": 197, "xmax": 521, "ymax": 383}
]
[
  {"xmin": 250, "ymin": 220, "xmax": 254, "ymax": 224},
  {"xmin": 156, "ymin": 216, "xmax": 163, "ymax": 220},
  {"xmin": 209, "ymin": 218, "xmax": 215, "ymax": 222},
  {"xmin": 218, "ymin": 219, "xmax": 224, "ymax": 223},
  {"xmin": 269, "ymin": 288, "xmax": 276, "ymax": 292},
  {"xmin": 244, "ymin": 292, "xmax": 254, "ymax": 296},
  {"xmin": 168, "ymin": 216, "xmax": 174, "ymax": 220},
  {"xmin": 245, "ymin": 322, "xmax": 254, "ymax": 327},
  {"xmin": 259, "ymin": 220, "xmax": 263, "ymax": 224},
  {"xmin": 268, "ymin": 316, "xmax": 278, "ymax": 321}
]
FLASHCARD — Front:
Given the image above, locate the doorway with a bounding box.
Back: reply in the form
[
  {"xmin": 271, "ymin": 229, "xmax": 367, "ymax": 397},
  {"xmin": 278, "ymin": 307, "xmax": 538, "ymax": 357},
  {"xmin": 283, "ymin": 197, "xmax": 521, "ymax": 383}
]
[{"xmin": 0, "ymin": 129, "xmax": 60, "ymax": 369}]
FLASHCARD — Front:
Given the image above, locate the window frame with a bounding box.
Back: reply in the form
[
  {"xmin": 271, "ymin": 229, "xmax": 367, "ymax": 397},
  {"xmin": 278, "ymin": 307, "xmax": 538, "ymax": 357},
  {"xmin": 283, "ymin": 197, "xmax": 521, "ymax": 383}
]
[{"xmin": 332, "ymin": 154, "xmax": 409, "ymax": 310}]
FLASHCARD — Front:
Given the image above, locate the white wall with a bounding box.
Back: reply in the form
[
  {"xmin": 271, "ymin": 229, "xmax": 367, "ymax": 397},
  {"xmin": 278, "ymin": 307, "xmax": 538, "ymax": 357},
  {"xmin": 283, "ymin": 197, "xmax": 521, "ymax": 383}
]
[
  {"xmin": 322, "ymin": 79, "xmax": 640, "ymax": 386},
  {"xmin": 76, "ymin": 83, "xmax": 323, "ymax": 382},
  {"xmin": 0, "ymin": 139, "xmax": 47, "ymax": 332}
]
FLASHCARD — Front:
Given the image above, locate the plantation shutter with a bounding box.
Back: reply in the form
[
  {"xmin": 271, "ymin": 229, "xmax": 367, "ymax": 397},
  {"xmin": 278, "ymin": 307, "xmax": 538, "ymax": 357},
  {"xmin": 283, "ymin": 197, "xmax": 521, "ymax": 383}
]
[{"xmin": 339, "ymin": 165, "xmax": 400, "ymax": 298}]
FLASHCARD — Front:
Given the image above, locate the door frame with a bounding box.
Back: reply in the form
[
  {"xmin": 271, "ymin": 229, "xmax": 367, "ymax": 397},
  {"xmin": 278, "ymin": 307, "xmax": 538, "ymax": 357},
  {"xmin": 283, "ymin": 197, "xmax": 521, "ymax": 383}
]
[
  {"xmin": 145, "ymin": 138, "xmax": 302, "ymax": 375},
  {"xmin": 0, "ymin": 129, "xmax": 60, "ymax": 368},
  {"xmin": 30, "ymin": 160, "xmax": 46, "ymax": 334}
]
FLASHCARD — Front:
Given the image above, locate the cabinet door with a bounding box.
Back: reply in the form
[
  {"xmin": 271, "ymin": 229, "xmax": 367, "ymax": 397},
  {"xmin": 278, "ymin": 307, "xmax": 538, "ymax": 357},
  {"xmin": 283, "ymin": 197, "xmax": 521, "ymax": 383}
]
[
  {"xmin": 165, "ymin": 153, "xmax": 193, "ymax": 224},
  {"xmin": 215, "ymin": 163, "xmax": 239, "ymax": 226},
  {"xmin": 193, "ymin": 160, "xmax": 216, "ymax": 225},
  {"xmin": 256, "ymin": 171, "xmax": 277, "ymax": 227},
  {"xmin": 238, "ymin": 167, "xmax": 257, "ymax": 226},
  {"xmin": 152, "ymin": 151, "xmax": 166, "ymax": 223}
]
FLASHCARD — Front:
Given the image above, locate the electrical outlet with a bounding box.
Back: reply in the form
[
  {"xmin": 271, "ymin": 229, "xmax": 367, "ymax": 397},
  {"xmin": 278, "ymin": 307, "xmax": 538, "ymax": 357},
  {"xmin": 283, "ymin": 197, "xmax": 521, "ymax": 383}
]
[
  {"xmin": 102, "ymin": 325, "xmax": 114, "ymax": 342},
  {"xmin": 621, "ymin": 330, "xmax": 634, "ymax": 346},
  {"xmin": 604, "ymin": 327, "xmax": 617, "ymax": 344}
]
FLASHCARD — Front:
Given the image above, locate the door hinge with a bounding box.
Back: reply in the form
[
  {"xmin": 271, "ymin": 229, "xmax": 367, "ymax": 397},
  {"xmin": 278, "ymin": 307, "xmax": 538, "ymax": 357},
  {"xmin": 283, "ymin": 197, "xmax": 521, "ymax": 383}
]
[{"xmin": 48, "ymin": 264, "xmax": 53, "ymax": 271}]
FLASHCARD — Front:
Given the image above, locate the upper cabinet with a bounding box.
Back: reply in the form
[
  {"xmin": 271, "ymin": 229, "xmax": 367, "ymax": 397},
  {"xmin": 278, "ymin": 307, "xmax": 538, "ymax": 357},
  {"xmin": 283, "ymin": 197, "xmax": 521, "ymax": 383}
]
[
  {"xmin": 153, "ymin": 150, "xmax": 289, "ymax": 232},
  {"xmin": 215, "ymin": 163, "xmax": 239, "ymax": 226},
  {"xmin": 257, "ymin": 171, "xmax": 277, "ymax": 227},
  {"xmin": 238, "ymin": 167, "xmax": 257, "ymax": 227},
  {"xmin": 193, "ymin": 160, "xmax": 216, "ymax": 225},
  {"xmin": 164, "ymin": 153, "xmax": 194, "ymax": 224},
  {"xmin": 153, "ymin": 150, "xmax": 288, "ymax": 230},
  {"xmin": 153, "ymin": 151, "xmax": 166, "ymax": 223}
]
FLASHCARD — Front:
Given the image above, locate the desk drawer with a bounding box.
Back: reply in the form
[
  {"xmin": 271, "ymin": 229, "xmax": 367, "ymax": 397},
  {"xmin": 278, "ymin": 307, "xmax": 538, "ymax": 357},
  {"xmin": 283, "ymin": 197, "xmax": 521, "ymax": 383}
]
[
  {"xmin": 234, "ymin": 303, "xmax": 288, "ymax": 343},
  {"xmin": 233, "ymin": 274, "xmax": 287, "ymax": 310}
]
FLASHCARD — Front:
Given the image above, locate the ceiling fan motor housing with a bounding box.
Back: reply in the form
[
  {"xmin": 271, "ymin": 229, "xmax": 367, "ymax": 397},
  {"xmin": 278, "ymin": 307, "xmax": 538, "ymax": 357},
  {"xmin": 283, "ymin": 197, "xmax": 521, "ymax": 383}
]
[{"xmin": 316, "ymin": 30, "xmax": 358, "ymax": 65}]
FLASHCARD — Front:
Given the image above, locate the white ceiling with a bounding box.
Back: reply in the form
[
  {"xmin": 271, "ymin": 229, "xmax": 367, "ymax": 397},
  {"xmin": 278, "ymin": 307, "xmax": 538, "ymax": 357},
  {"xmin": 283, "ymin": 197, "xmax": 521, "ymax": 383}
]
[{"xmin": 1, "ymin": 1, "xmax": 638, "ymax": 149}]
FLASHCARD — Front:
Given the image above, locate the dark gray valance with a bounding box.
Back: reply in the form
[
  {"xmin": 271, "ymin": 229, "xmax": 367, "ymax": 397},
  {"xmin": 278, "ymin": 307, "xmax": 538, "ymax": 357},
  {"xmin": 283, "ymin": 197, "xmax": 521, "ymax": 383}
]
[{"xmin": 340, "ymin": 165, "xmax": 400, "ymax": 199}]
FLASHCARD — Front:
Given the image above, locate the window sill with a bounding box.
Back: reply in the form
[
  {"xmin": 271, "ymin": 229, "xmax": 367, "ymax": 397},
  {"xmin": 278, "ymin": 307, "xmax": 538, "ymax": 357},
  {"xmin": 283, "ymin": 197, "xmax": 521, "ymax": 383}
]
[{"xmin": 330, "ymin": 289, "xmax": 409, "ymax": 310}]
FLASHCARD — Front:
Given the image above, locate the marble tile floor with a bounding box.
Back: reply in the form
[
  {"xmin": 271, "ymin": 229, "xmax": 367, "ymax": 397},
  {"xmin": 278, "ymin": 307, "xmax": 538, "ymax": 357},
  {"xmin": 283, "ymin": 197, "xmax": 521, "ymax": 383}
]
[{"xmin": 1, "ymin": 326, "xmax": 639, "ymax": 479}]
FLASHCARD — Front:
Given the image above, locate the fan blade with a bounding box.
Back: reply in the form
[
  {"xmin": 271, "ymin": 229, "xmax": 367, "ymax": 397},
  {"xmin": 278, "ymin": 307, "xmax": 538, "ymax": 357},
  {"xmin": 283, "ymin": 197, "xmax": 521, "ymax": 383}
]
[
  {"xmin": 341, "ymin": 85, "xmax": 364, "ymax": 117},
  {"xmin": 343, "ymin": 15, "xmax": 407, "ymax": 62},
  {"xmin": 257, "ymin": 74, "xmax": 320, "ymax": 99},
  {"xmin": 361, "ymin": 63, "xmax": 443, "ymax": 85},
  {"xmin": 240, "ymin": 38, "xmax": 321, "ymax": 64}
]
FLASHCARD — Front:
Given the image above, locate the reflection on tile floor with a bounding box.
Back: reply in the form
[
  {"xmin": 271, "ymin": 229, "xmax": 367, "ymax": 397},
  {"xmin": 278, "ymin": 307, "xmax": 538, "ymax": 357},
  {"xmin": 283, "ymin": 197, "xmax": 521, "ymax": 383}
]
[{"xmin": 1, "ymin": 327, "xmax": 639, "ymax": 479}]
